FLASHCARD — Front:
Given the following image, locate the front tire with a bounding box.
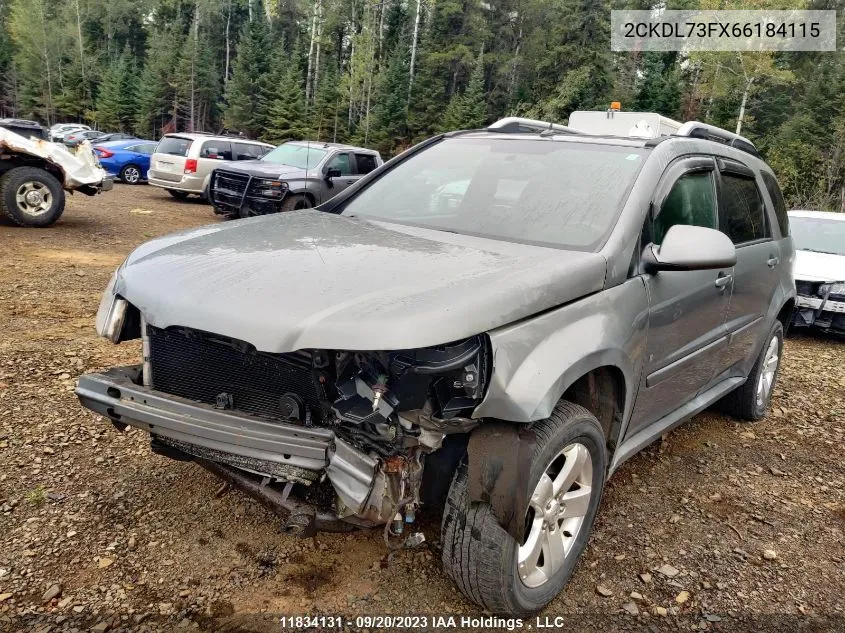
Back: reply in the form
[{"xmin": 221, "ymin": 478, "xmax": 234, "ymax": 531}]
[
  {"xmin": 0, "ymin": 166, "xmax": 66, "ymax": 227},
  {"xmin": 718, "ymin": 320, "xmax": 783, "ymax": 421},
  {"xmin": 441, "ymin": 402, "xmax": 607, "ymax": 616},
  {"xmin": 281, "ymin": 194, "xmax": 312, "ymax": 212},
  {"xmin": 119, "ymin": 164, "xmax": 142, "ymax": 184}
]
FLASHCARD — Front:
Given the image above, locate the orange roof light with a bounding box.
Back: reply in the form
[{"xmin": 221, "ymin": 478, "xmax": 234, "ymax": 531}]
[{"xmin": 609, "ymin": 101, "xmax": 622, "ymax": 111}]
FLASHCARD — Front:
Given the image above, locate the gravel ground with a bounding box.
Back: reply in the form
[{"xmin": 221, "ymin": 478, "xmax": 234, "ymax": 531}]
[{"xmin": 1, "ymin": 185, "xmax": 844, "ymax": 633}]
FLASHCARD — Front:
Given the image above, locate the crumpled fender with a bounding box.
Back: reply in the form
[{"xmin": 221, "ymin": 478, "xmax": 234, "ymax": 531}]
[
  {"xmin": 467, "ymin": 421, "xmax": 537, "ymax": 542},
  {"xmin": 0, "ymin": 127, "xmax": 106, "ymax": 189}
]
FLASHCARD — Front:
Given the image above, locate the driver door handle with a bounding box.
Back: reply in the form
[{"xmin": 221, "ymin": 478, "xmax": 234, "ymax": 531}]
[
  {"xmin": 715, "ymin": 273, "xmax": 733, "ymax": 289},
  {"xmin": 767, "ymin": 255, "xmax": 780, "ymax": 268}
]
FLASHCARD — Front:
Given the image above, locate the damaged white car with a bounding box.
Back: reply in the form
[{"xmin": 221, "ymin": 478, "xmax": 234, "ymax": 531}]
[
  {"xmin": 0, "ymin": 126, "xmax": 112, "ymax": 227},
  {"xmin": 789, "ymin": 210, "xmax": 845, "ymax": 336}
]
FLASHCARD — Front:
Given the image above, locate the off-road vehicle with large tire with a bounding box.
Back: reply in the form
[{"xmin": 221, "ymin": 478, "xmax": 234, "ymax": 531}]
[
  {"xmin": 77, "ymin": 110, "xmax": 795, "ymax": 615},
  {"xmin": 0, "ymin": 126, "xmax": 112, "ymax": 227}
]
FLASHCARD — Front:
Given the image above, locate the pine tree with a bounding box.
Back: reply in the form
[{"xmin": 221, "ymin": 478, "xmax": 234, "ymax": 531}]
[
  {"xmin": 95, "ymin": 58, "xmax": 125, "ymax": 130},
  {"xmin": 265, "ymin": 50, "xmax": 310, "ymax": 143},
  {"xmin": 224, "ymin": 17, "xmax": 273, "ymax": 137},
  {"xmin": 135, "ymin": 29, "xmax": 181, "ymax": 137},
  {"xmin": 309, "ymin": 62, "xmax": 345, "ymax": 142},
  {"xmin": 368, "ymin": 45, "xmax": 408, "ymax": 153},
  {"xmin": 633, "ymin": 53, "xmax": 682, "ymax": 119},
  {"xmin": 117, "ymin": 52, "xmax": 140, "ymax": 132},
  {"xmin": 442, "ymin": 50, "xmax": 486, "ymax": 131}
]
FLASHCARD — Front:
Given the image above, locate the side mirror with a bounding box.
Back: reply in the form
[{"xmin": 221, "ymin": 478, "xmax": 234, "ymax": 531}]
[
  {"xmin": 325, "ymin": 168, "xmax": 341, "ymax": 180},
  {"xmin": 642, "ymin": 225, "xmax": 736, "ymax": 273}
]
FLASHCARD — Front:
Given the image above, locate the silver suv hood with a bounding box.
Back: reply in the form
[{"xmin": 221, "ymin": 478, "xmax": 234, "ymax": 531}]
[{"xmin": 117, "ymin": 211, "xmax": 607, "ymax": 352}]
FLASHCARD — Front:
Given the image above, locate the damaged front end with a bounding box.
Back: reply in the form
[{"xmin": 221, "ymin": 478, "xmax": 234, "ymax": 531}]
[
  {"xmin": 792, "ymin": 280, "xmax": 845, "ymax": 336},
  {"xmin": 0, "ymin": 127, "xmax": 110, "ymax": 193},
  {"xmin": 77, "ymin": 315, "xmax": 490, "ymax": 535}
]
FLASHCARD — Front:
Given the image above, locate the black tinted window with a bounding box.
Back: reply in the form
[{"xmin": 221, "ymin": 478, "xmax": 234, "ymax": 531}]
[
  {"xmin": 233, "ymin": 142, "xmax": 264, "ymax": 160},
  {"xmin": 720, "ymin": 174, "xmax": 768, "ymax": 244},
  {"xmin": 654, "ymin": 172, "xmax": 716, "ymax": 244},
  {"xmin": 761, "ymin": 171, "xmax": 789, "ymax": 237},
  {"xmin": 156, "ymin": 136, "xmax": 192, "ymax": 156},
  {"xmin": 355, "ymin": 153, "xmax": 378, "ymax": 174},
  {"xmin": 200, "ymin": 141, "xmax": 232, "ymax": 160}
]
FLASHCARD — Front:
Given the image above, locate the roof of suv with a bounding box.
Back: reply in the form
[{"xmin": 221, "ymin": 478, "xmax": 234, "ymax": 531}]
[{"xmin": 162, "ymin": 132, "xmax": 270, "ymax": 144}]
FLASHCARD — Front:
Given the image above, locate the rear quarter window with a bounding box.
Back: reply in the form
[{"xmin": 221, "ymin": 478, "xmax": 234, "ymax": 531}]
[
  {"xmin": 761, "ymin": 171, "xmax": 789, "ymax": 237},
  {"xmin": 719, "ymin": 173, "xmax": 769, "ymax": 244},
  {"xmin": 156, "ymin": 136, "xmax": 193, "ymax": 157}
]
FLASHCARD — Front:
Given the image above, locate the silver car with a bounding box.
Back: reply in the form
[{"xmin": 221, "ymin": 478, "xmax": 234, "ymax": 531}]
[
  {"xmin": 78, "ymin": 113, "xmax": 795, "ymax": 616},
  {"xmin": 147, "ymin": 133, "xmax": 274, "ymax": 199}
]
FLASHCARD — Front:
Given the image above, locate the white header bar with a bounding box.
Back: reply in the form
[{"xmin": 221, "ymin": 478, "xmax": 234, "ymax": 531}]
[{"xmin": 611, "ymin": 10, "xmax": 837, "ymax": 52}]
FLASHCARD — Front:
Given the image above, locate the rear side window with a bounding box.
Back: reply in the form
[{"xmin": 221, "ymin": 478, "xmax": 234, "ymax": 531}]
[
  {"xmin": 200, "ymin": 140, "xmax": 232, "ymax": 160},
  {"xmin": 232, "ymin": 142, "xmax": 265, "ymax": 160},
  {"xmin": 355, "ymin": 153, "xmax": 378, "ymax": 175},
  {"xmin": 719, "ymin": 174, "xmax": 768, "ymax": 244},
  {"xmin": 157, "ymin": 136, "xmax": 192, "ymax": 157},
  {"xmin": 654, "ymin": 172, "xmax": 717, "ymax": 244},
  {"xmin": 761, "ymin": 171, "xmax": 789, "ymax": 237}
]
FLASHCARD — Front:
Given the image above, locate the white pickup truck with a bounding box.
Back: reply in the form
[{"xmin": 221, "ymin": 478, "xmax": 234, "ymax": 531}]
[{"xmin": 0, "ymin": 126, "xmax": 112, "ymax": 227}]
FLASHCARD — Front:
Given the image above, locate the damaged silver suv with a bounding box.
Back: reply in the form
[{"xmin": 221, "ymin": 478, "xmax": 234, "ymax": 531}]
[{"xmin": 77, "ymin": 112, "xmax": 795, "ymax": 616}]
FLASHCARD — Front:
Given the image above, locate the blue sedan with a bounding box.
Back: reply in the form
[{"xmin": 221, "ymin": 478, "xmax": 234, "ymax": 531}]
[{"xmin": 93, "ymin": 139, "xmax": 158, "ymax": 184}]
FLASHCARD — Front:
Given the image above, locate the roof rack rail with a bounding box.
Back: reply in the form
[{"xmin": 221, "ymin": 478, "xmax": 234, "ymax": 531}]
[
  {"xmin": 676, "ymin": 121, "xmax": 759, "ymax": 157},
  {"xmin": 487, "ymin": 117, "xmax": 580, "ymax": 135}
]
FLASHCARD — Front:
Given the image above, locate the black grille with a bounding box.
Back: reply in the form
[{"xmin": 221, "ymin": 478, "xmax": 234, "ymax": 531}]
[
  {"xmin": 214, "ymin": 171, "xmax": 249, "ymax": 194},
  {"xmin": 147, "ymin": 326, "xmax": 327, "ymax": 422},
  {"xmin": 211, "ymin": 171, "xmax": 249, "ymax": 211}
]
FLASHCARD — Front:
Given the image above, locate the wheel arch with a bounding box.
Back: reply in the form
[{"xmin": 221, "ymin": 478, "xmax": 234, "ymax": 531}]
[
  {"xmin": 287, "ymin": 187, "xmax": 316, "ymax": 207},
  {"xmin": 559, "ymin": 364, "xmax": 627, "ymax": 452},
  {"xmin": 776, "ymin": 297, "xmax": 795, "ymax": 333}
]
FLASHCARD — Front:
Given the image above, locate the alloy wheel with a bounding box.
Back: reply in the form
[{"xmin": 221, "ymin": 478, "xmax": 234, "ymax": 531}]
[
  {"xmin": 755, "ymin": 335, "xmax": 780, "ymax": 409},
  {"xmin": 517, "ymin": 442, "xmax": 593, "ymax": 588},
  {"xmin": 15, "ymin": 181, "xmax": 53, "ymax": 217},
  {"xmin": 123, "ymin": 167, "xmax": 140, "ymax": 184}
]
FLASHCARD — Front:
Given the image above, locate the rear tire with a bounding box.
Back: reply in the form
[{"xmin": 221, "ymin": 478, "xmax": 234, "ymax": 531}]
[
  {"xmin": 167, "ymin": 189, "xmax": 189, "ymax": 200},
  {"xmin": 718, "ymin": 320, "xmax": 783, "ymax": 421},
  {"xmin": 0, "ymin": 166, "xmax": 65, "ymax": 227},
  {"xmin": 119, "ymin": 164, "xmax": 142, "ymax": 184},
  {"xmin": 441, "ymin": 402, "xmax": 607, "ymax": 616}
]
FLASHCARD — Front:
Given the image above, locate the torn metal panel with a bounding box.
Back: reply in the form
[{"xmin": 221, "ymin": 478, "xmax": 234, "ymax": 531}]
[
  {"xmin": 467, "ymin": 421, "xmax": 536, "ymax": 542},
  {"xmin": 0, "ymin": 127, "xmax": 107, "ymax": 189}
]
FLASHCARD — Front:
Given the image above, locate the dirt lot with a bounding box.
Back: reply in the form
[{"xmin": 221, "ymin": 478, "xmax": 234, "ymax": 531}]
[{"xmin": 0, "ymin": 185, "xmax": 843, "ymax": 633}]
